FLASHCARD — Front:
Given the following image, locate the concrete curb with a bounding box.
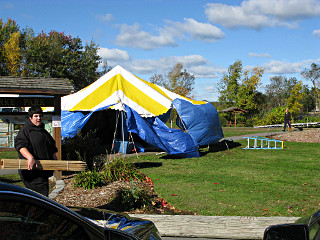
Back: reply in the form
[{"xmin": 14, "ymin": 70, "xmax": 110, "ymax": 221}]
[
  {"xmin": 129, "ymin": 214, "xmax": 299, "ymax": 239},
  {"xmin": 49, "ymin": 179, "xmax": 65, "ymax": 199}
]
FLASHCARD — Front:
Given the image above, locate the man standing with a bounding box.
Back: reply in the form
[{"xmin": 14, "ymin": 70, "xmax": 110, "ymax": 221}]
[
  {"xmin": 283, "ymin": 108, "xmax": 292, "ymax": 132},
  {"xmin": 15, "ymin": 106, "xmax": 58, "ymax": 196}
]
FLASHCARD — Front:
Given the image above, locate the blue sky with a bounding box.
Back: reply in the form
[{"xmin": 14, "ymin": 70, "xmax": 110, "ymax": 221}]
[{"xmin": 1, "ymin": 0, "xmax": 320, "ymax": 101}]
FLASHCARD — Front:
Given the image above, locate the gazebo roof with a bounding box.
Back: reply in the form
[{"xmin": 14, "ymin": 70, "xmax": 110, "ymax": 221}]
[
  {"xmin": 219, "ymin": 107, "xmax": 246, "ymax": 113},
  {"xmin": 0, "ymin": 76, "xmax": 74, "ymax": 95}
]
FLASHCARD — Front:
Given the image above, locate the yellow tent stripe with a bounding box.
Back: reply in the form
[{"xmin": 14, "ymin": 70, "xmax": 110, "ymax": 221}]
[
  {"xmin": 71, "ymin": 74, "xmax": 170, "ymax": 115},
  {"xmin": 135, "ymin": 75, "xmax": 174, "ymax": 101}
]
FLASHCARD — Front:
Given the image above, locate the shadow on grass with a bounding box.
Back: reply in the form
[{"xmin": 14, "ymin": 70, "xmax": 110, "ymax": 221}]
[
  {"xmin": 157, "ymin": 140, "xmax": 242, "ymax": 159},
  {"xmin": 134, "ymin": 162, "xmax": 162, "ymax": 169},
  {"xmin": 199, "ymin": 140, "xmax": 242, "ymax": 156},
  {"xmin": 0, "ymin": 176, "xmax": 22, "ymax": 184}
]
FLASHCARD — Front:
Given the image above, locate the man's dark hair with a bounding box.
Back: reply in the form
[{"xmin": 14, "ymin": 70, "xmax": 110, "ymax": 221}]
[{"xmin": 28, "ymin": 106, "xmax": 43, "ymax": 118}]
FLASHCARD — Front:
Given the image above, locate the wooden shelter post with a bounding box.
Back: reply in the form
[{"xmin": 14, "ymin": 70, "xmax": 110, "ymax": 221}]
[
  {"xmin": 219, "ymin": 107, "xmax": 246, "ymax": 127},
  {"xmin": 53, "ymin": 95, "xmax": 62, "ymax": 180}
]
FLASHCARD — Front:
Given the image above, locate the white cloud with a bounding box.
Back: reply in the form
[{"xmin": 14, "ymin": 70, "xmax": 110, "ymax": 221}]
[
  {"xmin": 126, "ymin": 55, "xmax": 208, "ymax": 74},
  {"xmin": 313, "ymin": 30, "xmax": 320, "ymax": 38},
  {"xmin": 165, "ymin": 18, "xmax": 225, "ymax": 42},
  {"xmin": 97, "ymin": 48, "xmax": 131, "ymax": 63},
  {"xmin": 117, "ymin": 55, "xmax": 225, "ymax": 79},
  {"xmin": 188, "ymin": 65, "xmax": 224, "ymax": 78},
  {"xmin": 205, "ymin": 0, "xmax": 320, "ymax": 29},
  {"xmin": 114, "ymin": 18, "xmax": 224, "ymax": 50},
  {"xmin": 249, "ymin": 52, "xmax": 272, "ymax": 58},
  {"xmin": 204, "ymin": 86, "xmax": 217, "ymax": 93},
  {"xmin": 115, "ymin": 23, "xmax": 177, "ymax": 50},
  {"xmin": 97, "ymin": 13, "xmax": 114, "ymax": 23},
  {"xmin": 263, "ymin": 59, "xmax": 320, "ymax": 74}
]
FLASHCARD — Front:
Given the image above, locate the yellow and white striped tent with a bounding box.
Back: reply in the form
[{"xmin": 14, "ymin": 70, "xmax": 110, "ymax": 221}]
[
  {"xmin": 61, "ymin": 65, "xmax": 206, "ymax": 117},
  {"xmin": 61, "ymin": 65, "xmax": 223, "ymax": 155}
]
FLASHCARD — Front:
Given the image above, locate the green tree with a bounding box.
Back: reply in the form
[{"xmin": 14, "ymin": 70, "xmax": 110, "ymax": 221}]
[
  {"xmin": 254, "ymin": 106, "xmax": 286, "ymax": 126},
  {"xmin": 150, "ymin": 73, "xmax": 164, "ymax": 85},
  {"xmin": 3, "ymin": 31, "xmax": 21, "ymax": 75},
  {"xmin": 218, "ymin": 60, "xmax": 242, "ymax": 108},
  {"xmin": 149, "ymin": 62, "xmax": 195, "ymax": 98},
  {"xmin": 24, "ymin": 30, "xmax": 101, "ymax": 90},
  {"xmin": 68, "ymin": 40, "xmax": 101, "ymax": 90},
  {"xmin": 265, "ymin": 76, "xmax": 297, "ymax": 110},
  {"xmin": 25, "ymin": 31, "xmax": 79, "ymax": 78},
  {"xmin": 287, "ymin": 81, "xmax": 305, "ymax": 119},
  {"xmin": 0, "ymin": 18, "xmax": 20, "ymax": 75},
  {"xmin": 19, "ymin": 26, "xmax": 35, "ymax": 76},
  {"xmin": 99, "ymin": 59, "xmax": 112, "ymax": 77},
  {"xmin": 300, "ymin": 85, "xmax": 316, "ymax": 113},
  {"xmin": 301, "ymin": 63, "xmax": 320, "ymax": 111},
  {"xmin": 236, "ymin": 66, "xmax": 264, "ymax": 115}
]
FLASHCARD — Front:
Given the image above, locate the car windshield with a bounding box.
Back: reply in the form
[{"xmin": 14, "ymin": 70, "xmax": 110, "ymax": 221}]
[{"xmin": 0, "ymin": 200, "xmax": 94, "ymax": 240}]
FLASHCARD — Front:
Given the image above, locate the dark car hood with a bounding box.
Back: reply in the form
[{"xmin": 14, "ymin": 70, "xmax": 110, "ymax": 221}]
[
  {"xmin": 0, "ymin": 183, "xmax": 161, "ymax": 240},
  {"xmin": 70, "ymin": 207, "xmax": 160, "ymax": 240},
  {"xmin": 295, "ymin": 210, "xmax": 320, "ymax": 226}
]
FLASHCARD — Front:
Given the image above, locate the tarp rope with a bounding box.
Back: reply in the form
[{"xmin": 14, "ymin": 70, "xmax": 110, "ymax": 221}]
[
  {"xmin": 110, "ymin": 111, "xmax": 120, "ymax": 157},
  {"xmin": 109, "ymin": 109, "xmax": 139, "ymax": 160},
  {"xmin": 122, "ymin": 110, "xmax": 139, "ymax": 159},
  {"xmin": 121, "ymin": 111, "xmax": 125, "ymax": 160}
]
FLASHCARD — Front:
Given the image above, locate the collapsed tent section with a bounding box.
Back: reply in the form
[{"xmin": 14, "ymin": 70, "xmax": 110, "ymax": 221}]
[{"xmin": 61, "ymin": 65, "xmax": 224, "ymax": 158}]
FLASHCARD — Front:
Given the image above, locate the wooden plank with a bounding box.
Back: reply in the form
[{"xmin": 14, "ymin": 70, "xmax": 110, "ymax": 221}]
[
  {"xmin": 129, "ymin": 214, "xmax": 299, "ymax": 239},
  {"xmin": 1, "ymin": 159, "xmax": 86, "ymax": 171}
]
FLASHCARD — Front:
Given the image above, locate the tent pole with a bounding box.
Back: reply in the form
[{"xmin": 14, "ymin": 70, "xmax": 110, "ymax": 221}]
[
  {"xmin": 121, "ymin": 110, "xmax": 125, "ymax": 159},
  {"xmin": 110, "ymin": 111, "xmax": 120, "ymax": 159},
  {"xmin": 123, "ymin": 110, "xmax": 139, "ymax": 159}
]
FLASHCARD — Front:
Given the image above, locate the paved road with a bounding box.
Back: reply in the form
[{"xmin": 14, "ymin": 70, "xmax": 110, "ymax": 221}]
[{"xmin": 0, "ymin": 169, "xmax": 18, "ymax": 176}]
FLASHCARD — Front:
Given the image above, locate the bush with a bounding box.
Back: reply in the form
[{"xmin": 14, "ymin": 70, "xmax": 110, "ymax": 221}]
[
  {"xmin": 73, "ymin": 157, "xmax": 145, "ymax": 189},
  {"xmin": 103, "ymin": 157, "xmax": 145, "ymax": 182},
  {"xmin": 113, "ymin": 183, "xmax": 152, "ymax": 211},
  {"xmin": 73, "ymin": 171, "xmax": 106, "ymax": 189},
  {"xmin": 253, "ymin": 106, "xmax": 286, "ymax": 126},
  {"xmin": 296, "ymin": 114, "xmax": 320, "ymax": 123},
  {"xmin": 218, "ymin": 113, "xmax": 228, "ymax": 127}
]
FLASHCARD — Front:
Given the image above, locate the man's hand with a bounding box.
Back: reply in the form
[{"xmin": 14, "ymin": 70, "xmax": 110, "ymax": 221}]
[
  {"xmin": 19, "ymin": 148, "xmax": 37, "ymax": 170},
  {"xmin": 27, "ymin": 157, "xmax": 37, "ymax": 170}
]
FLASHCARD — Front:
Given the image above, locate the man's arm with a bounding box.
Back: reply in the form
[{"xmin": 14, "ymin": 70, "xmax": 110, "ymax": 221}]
[{"xmin": 19, "ymin": 147, "xmax": 37, "ymax": 170}]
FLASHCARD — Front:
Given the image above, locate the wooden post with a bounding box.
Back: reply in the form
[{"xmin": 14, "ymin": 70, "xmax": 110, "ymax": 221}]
[
  {"xmin": 234, "ymin": 112, "xmax": 237, "ymax": 127},
  {"xmin": 53, "ymin": 95, "xmax": 62, "ymax": 180}
]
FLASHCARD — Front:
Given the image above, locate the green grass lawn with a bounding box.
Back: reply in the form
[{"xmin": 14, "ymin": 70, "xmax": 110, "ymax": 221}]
[
  {"xmin": 1, "ymin": 128, "xmax": 319, "ymax": 218},
  {"xmin": 128, "ymin": 139, "xmax": 320, "ymax": 217},
  {"xmin": 166, "ymin": 125, "xmax": 283, "ymax": 138},
  {"xmin": 0, "ymin": 151, "xmax": 23, "ymax": 186}
]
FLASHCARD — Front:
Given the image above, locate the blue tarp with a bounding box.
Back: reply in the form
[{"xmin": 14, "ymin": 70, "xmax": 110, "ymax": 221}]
[
  {"xmin": 125, "ymin": 106, "xmax": 200, "ymax": 158},
  {"xmin": 173, "ymin": 99, "xmax": 224, "ymax": 146},
  {"xmin": 61, "ymin": 105, "xmax": 113, "ymax": 139},
  {"xmin": 61, "ymin": 100, "xmax": 223, "ymax": 157},
  {"xmin": 61, "ymin": 105, "xmax": 200, "ymax": 158},
  {"xmin": 61, "ymin": 111, "xmax": 93, "ymax": 139}
]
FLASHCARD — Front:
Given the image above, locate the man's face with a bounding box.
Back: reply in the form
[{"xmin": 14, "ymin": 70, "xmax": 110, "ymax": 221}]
[{"xmin": 29, "ymin": 113, "xmax": 43, "ymax": 126}]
